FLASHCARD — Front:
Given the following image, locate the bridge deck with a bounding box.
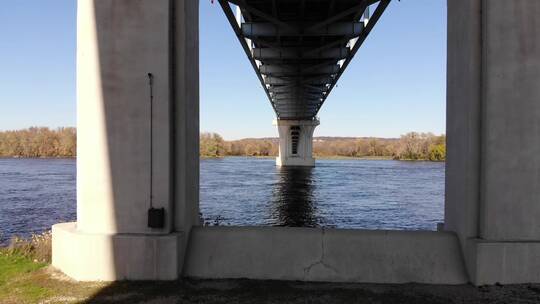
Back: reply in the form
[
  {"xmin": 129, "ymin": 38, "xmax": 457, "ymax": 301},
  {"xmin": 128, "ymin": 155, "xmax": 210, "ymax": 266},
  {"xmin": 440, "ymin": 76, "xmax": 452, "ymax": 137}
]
[{"xmin": 219, "ymin": 0, "xmax": 390, "ymax": 120}]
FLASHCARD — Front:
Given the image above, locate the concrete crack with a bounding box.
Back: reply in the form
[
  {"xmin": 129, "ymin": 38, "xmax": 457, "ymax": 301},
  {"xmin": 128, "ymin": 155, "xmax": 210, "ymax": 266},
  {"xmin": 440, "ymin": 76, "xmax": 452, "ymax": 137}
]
[{"xmin": 303, "ymin": 228, "xmax": 338, "ymax": 280}]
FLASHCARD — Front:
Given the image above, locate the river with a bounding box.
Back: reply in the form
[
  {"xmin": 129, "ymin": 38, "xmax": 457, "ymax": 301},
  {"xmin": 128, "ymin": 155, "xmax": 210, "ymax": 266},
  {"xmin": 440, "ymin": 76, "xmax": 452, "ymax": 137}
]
[{"xmin": 0, "ymin": 157, "xmax": 444, "ymax": 244}]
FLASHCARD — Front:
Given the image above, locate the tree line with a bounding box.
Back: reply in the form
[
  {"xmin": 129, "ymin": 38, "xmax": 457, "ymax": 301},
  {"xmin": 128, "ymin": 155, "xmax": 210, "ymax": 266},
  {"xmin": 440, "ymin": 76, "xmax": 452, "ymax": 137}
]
[
  {"xmin": 200, "ymin": 132, "xmax": 446, "ymax": 161},
  {"xmin": 0, "ymin": 128, "xmax": 445, "ymax": 161},
  {"xmin": 0, "ymin": 127, "xmax": 76, "ymax": 157}
]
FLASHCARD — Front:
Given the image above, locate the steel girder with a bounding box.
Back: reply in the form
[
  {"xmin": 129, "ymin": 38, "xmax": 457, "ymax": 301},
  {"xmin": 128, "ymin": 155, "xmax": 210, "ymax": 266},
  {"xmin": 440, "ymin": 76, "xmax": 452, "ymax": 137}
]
[
  {"xmin": 242, "ymin": 22, "xmax": 364, "ymax": 37},
  {"xmin": 219, "ymin": 0, "xmax": 391, "ymax": 120}
]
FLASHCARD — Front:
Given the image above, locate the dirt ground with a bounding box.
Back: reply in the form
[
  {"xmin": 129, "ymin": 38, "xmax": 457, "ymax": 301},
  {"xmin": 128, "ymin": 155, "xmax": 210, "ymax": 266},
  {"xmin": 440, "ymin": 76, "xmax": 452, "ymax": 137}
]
[
  {"xmin": 2, "ymin": 262, "xmax": 540, "ymax": 304},
  {"xmin": 80, "ymin": 277, "xmax": 540, "ymax": 304}
]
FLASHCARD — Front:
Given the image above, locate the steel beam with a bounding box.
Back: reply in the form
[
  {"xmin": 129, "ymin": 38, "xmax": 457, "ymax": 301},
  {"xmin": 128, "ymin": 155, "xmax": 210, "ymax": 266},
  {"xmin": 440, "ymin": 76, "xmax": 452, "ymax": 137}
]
[
  {"xmin": 275, "ymin": 104, "xmax": 317, "ymax": 107},
  {"xmin": 268, "ymin": 87, "xmax": 326, "ymax": 94},
  {"xmin": 278, "ymin": 115, "xmax": 318, "ymax": 120},
  {"xmin": 272, "ymin": 92, "xmax": 323, "ymax": 99},
  {"xmin": 218, "ymin": 0, "xmax": 277, "ymax": 114},
  {"xmin": 265, "ymin": 76, "xmax": 292, "ymax": 85},
  {"xmin": 306, "ymin": 1, "xmax": 374, "ymax": 32},
  {"xmin": 315, "ymin": 0, "xmax": 391, "ymax": 115},
  {"xmin": 268, "ymin": 85, "xmax": 300, "ymax": 93},
  {"xmin": 227, "ymin": 0, "xmax": 294, "ymax": 31},
  {"xmin": 242, "ymin": 22, "xmax": 364, "ymax": 37},
  {"xmin": 276, "ymin": 108, "xmax": 319, "ymax": 112},
  {"xmin": 220, "ymin": 0, "xmax": 391, "ymax": 120},
  {"xmin": 260, "ymin": 64, "xmax": 340, "ymax": 76},
  {"xmin": 304, "ymin": 84, "xmax": 329, "ymax": 92},
  {"xmin": 265, "ymin": 76, "xmax": 333, "ymax": 86},
  {"xmin": 273, "ymin": 99, "xmax": 320, "ymax": 104},
  {"xmin": 253, "ymin": 47, "xmax": 350, "ymax": 60}
]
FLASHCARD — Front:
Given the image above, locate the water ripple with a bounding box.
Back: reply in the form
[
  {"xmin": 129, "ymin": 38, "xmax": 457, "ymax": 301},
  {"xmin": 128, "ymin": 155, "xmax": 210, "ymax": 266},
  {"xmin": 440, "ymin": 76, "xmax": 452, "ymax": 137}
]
[
  {"xmin": 200, "ymin": 157, "xmax": 445, "ymax": 231},
  {"xmin": 0, "ymin": 157, "xmax": 445, "ymax": 244}
]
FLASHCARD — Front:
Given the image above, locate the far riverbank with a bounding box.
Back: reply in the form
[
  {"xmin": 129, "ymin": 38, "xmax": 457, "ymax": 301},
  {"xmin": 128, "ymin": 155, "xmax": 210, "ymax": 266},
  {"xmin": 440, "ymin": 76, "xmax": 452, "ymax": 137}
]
[
  {"xmin": 202, "ymin": 155, "xmax": 445, "ymax": 162},
  {"xmin": 0, "ymin": 127, "xmax": 446, "ymax": 161},
  {"xmin": 1, "ymin": 155, "xmax": 443, "ymax": 162}
]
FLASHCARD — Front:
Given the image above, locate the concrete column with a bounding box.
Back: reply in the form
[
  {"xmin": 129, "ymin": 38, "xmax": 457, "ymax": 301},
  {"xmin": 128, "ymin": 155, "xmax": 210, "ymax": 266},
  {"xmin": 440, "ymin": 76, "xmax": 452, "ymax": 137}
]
[
  {"xmin": 446, "ymin": 0, "xmax": 540, "ymax": 285},
  {"xmin": 273, "ymin": 119, "xmax": 319, "ymax": 167},
  {"xmin": 52, "ymin": 0, "xmax": 200, "ymax": 281}
]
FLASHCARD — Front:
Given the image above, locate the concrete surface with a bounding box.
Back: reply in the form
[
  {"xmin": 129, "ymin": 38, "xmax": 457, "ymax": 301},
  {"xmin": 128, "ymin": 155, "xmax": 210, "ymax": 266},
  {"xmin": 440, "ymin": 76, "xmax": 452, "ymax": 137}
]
[
  {"xmin": 52, "ymin": 222, "xmax": 183, "ymax": 281},
  {"xmin": 480, "ymin": 0, "xmax": 540, "ymax": 241},
  {"xmin": 274, "ymin": 119, "xmax": 320, "ymax": 167},
  {"xmin": 445, "ymin": 0, "xmax": 540, "ymax": 285},
  {"xmin": 53, "ymin": 0, "xmax": 200, "ymax": 281},
  {"xmin": 471, "ymin": 239, "xmax": 540, "ymax": 285},
  {"xmin": 76, "ymin": 0, "xmax": 173, "ymax": 235},
  {"xmin": 173, "ymin": 0, "xmax": 200, "ymax": 236},
  {"xmin": 445, "ymin": 0, "xmax": 482, "ymax": 277},
  {"xmin": 184, "ymin": 227, "xmax": 468, "ymax": 284}
]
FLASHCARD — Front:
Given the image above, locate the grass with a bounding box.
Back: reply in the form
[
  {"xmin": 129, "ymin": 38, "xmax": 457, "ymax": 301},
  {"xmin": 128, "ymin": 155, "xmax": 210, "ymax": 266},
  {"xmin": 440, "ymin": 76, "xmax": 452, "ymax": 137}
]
[
  {"xmin": 5, "ymin": 232, "xmax": 52, "ymax": 264},
  {"xmin": 0, "ymin": 232, "xmax": 105, "ymax": 304},
  {"xmin": 0, "ymin": 253, "xmax": 45, "ymax": 284},
  {"xmin": 0, "ymin": 252, "xmax": 49, "ymax": 303},
  {"xmin": 0, "ymin": 231, "xmax": 54, "ymax": 302},
  {"xmin": 0, "ymin": 250, "xmax": 109, "ymax": 304}
]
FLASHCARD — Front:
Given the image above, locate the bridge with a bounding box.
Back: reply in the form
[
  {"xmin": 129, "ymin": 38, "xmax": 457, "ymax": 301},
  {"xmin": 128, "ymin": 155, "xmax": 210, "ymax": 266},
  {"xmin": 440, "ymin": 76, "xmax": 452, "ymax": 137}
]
[
  {"xmin": 220, "ymin": 0, "xmax": 389, "ymax": 166},
  {"xmin": 52, "ymin": 0, "xmax": 540, "ymax": 286}
]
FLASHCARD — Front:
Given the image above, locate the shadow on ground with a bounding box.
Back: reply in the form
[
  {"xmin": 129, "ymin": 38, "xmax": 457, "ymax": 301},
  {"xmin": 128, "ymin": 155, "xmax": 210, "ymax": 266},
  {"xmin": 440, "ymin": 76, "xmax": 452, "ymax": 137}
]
[
  {"xmin": 82, "ymin": 279, "xmax": 540, "ymax": 304},
  {"xmin": 2, "ymin": 252, "xmax": 540, "ymax": 303}
]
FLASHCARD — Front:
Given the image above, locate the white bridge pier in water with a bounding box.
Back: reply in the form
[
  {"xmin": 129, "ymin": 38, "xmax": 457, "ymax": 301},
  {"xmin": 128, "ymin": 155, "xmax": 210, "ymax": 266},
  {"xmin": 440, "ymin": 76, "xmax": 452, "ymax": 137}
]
[{"xmin": 52, "ymin": 0, "xmax": 540, "ymax": 285}]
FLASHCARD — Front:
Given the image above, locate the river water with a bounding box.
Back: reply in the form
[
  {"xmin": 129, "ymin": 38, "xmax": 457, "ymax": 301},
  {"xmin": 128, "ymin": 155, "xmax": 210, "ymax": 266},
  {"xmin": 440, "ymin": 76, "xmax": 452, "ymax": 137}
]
[{"xmin": 0, "ymin": 157, "xmax": 444, "ymax": 244}]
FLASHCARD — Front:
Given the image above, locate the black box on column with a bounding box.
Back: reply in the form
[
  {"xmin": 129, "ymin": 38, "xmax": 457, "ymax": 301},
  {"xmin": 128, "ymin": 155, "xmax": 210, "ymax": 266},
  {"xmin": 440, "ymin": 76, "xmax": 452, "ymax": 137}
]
[{"xmin": 148, "ymin": 207, "xmax": 165, "ymax": 229}]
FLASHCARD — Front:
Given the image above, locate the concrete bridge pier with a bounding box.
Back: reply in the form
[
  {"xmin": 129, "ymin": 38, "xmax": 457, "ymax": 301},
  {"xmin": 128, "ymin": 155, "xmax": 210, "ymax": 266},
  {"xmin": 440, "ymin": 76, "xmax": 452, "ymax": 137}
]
[
  {"xmin": 274, "ymin": 119, "xmax": 320, "ymax": 167},
  {"xmin": 52, "ymin": 0, "xmax": 200, "ymax": 281},
  {"xmin": 446, "ymin": 0, "xmax": 540, "ymax": 285}
]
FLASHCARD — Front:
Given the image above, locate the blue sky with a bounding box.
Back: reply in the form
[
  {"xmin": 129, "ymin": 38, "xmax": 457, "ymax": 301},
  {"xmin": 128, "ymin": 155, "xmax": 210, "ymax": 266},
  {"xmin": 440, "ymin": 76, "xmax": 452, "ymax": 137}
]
[{"xmin": 0, "ymin": 1, "xmax": 446, "ymax": 140}]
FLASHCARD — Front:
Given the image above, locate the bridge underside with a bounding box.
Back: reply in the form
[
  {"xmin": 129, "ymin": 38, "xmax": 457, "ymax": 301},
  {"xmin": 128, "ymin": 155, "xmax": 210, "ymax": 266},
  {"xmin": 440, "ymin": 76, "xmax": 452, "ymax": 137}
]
[
  {"xmin": 219, "ymin": 0, "xmax": 390, "ymax": 120},
  {"xmin": 219, "ymin": 0, "xmax": 390, "ymax": 166}
]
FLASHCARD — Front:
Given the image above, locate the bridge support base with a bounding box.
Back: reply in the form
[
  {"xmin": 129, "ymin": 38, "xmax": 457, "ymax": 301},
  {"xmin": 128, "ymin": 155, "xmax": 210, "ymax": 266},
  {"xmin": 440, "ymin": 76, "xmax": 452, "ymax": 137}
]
[
  {"xmin": 273, "ymin": 119, "xmax": 320, "ymax": 167},
  {"xmin": 52, "ymin": 223, "xmax": 184, "ymax": 281}
]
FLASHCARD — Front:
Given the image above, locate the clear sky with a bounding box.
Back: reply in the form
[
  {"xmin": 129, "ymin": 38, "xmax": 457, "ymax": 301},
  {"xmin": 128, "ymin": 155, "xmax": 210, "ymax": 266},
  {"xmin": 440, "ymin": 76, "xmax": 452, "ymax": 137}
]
[{"xmin": 0, "ymin": 0, "xmax": 446, "ymax": 140}]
